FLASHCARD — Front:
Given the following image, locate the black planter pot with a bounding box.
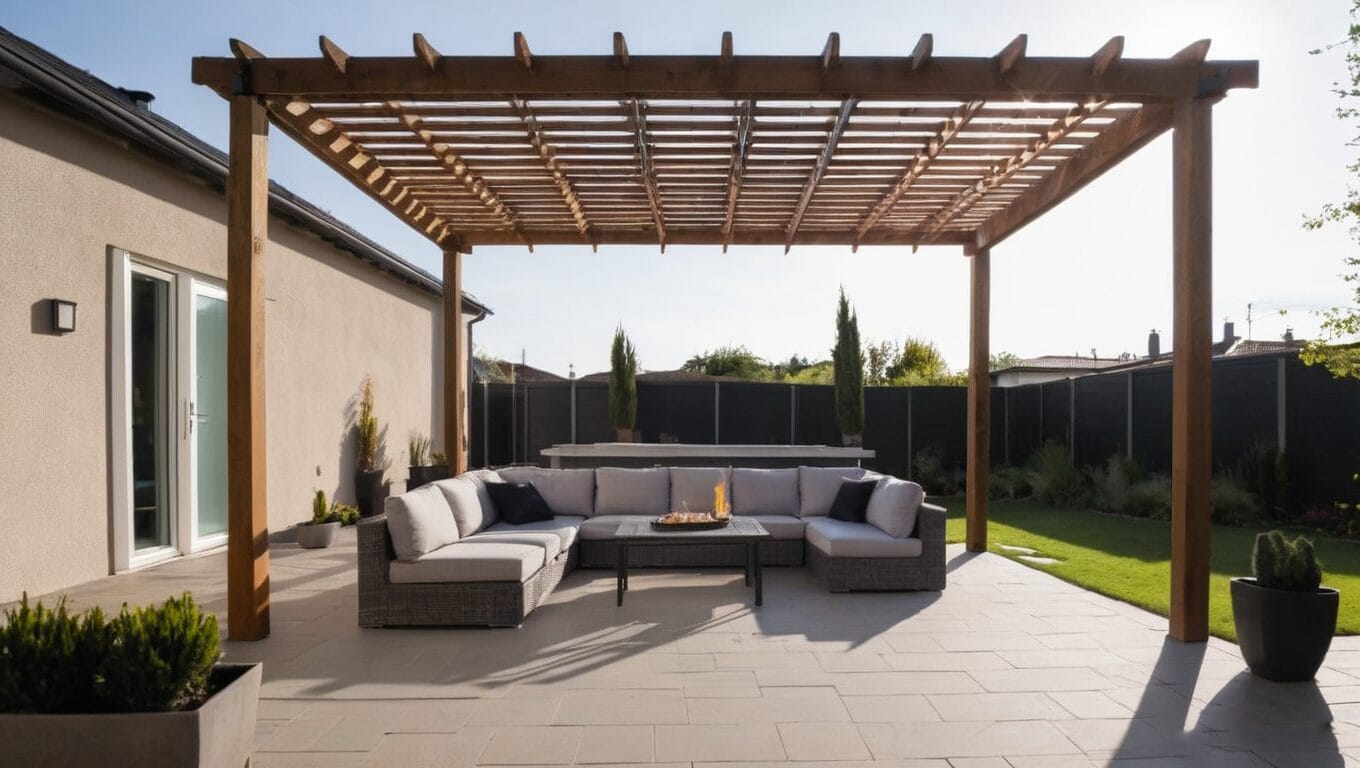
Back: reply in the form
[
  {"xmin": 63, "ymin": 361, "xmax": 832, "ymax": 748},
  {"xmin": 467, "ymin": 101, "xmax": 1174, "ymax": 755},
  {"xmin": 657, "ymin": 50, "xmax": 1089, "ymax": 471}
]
[
  {"xmin": 407, "ymin": 464, "xmax": 452, "ymax": 491},
  {"xmin": 355, "ymin": 469, "xmax": 387, "ymax": 518},
  {"xmin": 1231, "ymin": 577, "xmax": 1339, "ymax": 682}
]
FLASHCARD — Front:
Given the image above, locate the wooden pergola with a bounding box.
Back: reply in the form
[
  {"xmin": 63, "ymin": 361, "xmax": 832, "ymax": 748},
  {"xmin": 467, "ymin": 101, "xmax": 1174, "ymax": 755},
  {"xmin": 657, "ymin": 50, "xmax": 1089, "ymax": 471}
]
[{"xmin": 192, "ymin": 32, "xmax": 1257, "ymax": 642}]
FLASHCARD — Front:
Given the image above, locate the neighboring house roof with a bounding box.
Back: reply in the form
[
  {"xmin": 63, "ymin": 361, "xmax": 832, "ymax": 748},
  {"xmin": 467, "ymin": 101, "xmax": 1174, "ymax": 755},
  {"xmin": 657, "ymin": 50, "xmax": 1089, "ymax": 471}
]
[
  {"xmin": 0, "ymin": 25, "xmax": 489, "ymax": 317},
  {"xmin": 1226, "ymin": 338, "xmax": 1306, "ymax": 356},
  {"xmin": 496, "ymin": 361, "xmax": 567, "ymax": 383},
  {"xmin": 992, "ymin": 355, "xmax": 1126, "ymax": 376}
]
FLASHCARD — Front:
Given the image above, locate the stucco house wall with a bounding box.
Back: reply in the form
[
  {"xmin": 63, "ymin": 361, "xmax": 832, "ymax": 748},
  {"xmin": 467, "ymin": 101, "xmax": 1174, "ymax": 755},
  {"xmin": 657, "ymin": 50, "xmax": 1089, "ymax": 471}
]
[{"xmin": 0, "ymin": 89, "xmax": 466, "ymax": 602}]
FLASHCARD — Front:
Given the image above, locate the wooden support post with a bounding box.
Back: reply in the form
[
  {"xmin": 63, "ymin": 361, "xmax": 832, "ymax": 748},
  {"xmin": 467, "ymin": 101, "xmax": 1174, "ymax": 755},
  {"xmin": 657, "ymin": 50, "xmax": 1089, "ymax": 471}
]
[
  {"xmin": 443, "ymin": 248, "xmax": 468, "ymax": 475},
  {"xmin": 966, "ymin": 246, "xmax": 990, "ymax": 553},
  {"xmin": 1170, "ymin": 96, "xmax": 1213, "ymax": 642},
  {"xmin": 226, "ymin": 94, "xmax": 270, "ymax": 641}
]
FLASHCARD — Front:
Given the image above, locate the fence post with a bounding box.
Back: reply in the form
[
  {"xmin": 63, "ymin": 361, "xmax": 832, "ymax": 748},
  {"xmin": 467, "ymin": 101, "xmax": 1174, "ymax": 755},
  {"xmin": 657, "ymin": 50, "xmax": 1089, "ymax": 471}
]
[
  {"xmin": 713, "ymin": 381, "xmax": 721, "ymax": 444},
  {"xmin": 789, "ymin": 384, "xmax": 796, "ymax": 444},
  {"xmin": 1126, "ymin": 373, "xmax": 1134, "ymax": 459},
  {"xmin": 1277, "ymin": 356, "xmax": 1287, "ymax": 451},
  {"xmin": 483, "ymin": 381, "xmax": 490, "ymax": 466},
  {"xmin": 511, "ymin": 383, "xmax": 518, "ymax": 464},
  {"xmin": 906, "ymin": 387, "xmax": 914, "ymax": 479}
]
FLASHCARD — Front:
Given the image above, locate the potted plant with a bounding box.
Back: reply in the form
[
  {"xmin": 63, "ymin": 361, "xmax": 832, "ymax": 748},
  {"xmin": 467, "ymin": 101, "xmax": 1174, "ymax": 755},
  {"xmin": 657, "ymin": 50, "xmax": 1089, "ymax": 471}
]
[
  {"xmin": 0, "ymin": 593, "xmax": 261, "ymax": 767},
  {"xmin": 297, "ymin": 490, "xmax": 342, "ymax": 548},
  {"xmin": 832, "ymin": 287, "xmax": 864, "ymax": 446},
  {"xmin": 1231, "ymin": 530, "xmax": 1339, "ymax": 682},
  {"xmin": 353, "ymin": 374, "xmax": 387, "ymax": 517},
  {"xmin": 407, "ymin": 432, "xmax": 451, "ymax": 490},
  {"xmin": 609, "ymin": 326, "xmax": 638, "ymax": 442}
]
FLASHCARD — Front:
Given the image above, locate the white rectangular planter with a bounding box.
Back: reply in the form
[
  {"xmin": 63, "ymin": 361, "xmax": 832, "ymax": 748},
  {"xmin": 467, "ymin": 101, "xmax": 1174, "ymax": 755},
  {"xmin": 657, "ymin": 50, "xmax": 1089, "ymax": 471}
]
[{"xmin": 0, "ymin": 662, "xmax": 261, "ymax": 767}]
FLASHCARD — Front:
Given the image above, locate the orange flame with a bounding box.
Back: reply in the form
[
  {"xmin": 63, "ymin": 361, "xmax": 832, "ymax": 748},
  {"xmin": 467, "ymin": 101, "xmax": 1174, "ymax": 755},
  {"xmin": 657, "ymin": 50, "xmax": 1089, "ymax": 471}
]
[{"xmin": 713, "ymin": 480, "xmax": 730, "ymax": 518}]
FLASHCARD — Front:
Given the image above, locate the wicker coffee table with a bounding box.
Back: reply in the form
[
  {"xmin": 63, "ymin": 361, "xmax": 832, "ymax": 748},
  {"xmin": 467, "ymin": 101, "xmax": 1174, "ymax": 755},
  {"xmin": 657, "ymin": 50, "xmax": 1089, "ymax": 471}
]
[{"xmin": 613, "ymin": 517, "xmax": 770, "ymax": 607}]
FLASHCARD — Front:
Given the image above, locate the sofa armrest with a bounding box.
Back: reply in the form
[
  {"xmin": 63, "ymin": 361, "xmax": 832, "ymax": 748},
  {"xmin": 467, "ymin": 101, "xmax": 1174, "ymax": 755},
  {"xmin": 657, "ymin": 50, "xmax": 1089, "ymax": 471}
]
[
  {"xmin": 358, "ymin": 514, "xmax": 395, "ymax": 588},
  {"xmin": 914, "ymin": 502, "xmax": 946, "ymax": 555}
]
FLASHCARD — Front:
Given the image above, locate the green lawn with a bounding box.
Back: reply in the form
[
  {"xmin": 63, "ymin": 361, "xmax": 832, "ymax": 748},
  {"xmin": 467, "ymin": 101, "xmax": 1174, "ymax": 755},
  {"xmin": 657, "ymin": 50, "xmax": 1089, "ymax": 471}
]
[{"xmin": 938, "ymin": 497, "xmax": 1360, "ymax": 641}]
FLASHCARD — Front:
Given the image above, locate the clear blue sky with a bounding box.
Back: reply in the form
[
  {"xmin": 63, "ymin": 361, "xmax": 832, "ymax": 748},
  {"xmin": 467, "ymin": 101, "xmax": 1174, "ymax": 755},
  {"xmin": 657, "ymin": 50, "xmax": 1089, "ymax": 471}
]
[{"xmin": 5, "ymin": 0, "xmax": 1355, "ymax": 375}]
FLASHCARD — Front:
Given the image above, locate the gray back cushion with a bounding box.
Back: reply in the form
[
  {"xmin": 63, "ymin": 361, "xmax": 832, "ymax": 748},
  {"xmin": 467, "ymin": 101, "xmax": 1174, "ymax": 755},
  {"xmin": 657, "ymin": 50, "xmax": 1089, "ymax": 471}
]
[
  {"xmin": 797, "ymin": 466, "xmax": 869, "ymax": 517},
  {"xmin": 731, "ymin": 468, "xmax": 800, "ymax": 516},
  {"xmin": 498, "ymin": 467, "xmax": 596, "ymax": 517},
  {"xmin": 434, "ymin": 469, "xmax": 503, "ymax": 536},
  {"xmin": 383, "ymin": 484, "xmax": 459, "ymax": 561},
  {"xmin": 669, "ymin": 467, "xmax": 730, "ymax": 514},
  {"xmin": 595, "ymin": 467, "xmax": 670, "ymax": 516},
  {"xmin": 866, "ymin": 477, "xmax": 924, "ymax": 538}
]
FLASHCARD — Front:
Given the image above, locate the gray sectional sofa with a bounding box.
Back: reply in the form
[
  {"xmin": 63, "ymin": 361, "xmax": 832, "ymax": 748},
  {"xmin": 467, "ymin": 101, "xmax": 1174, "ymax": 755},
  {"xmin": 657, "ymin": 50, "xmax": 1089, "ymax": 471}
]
[{"xmin": 358, "ymin": 465, "xmax": 946, "ymax": 627}]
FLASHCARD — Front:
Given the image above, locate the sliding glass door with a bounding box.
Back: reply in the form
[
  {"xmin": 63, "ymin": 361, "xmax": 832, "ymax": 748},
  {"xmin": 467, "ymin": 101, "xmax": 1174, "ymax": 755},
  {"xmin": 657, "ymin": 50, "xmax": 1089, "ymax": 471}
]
[
  {"xmin": 191, "ymin": 284, "xmax": 228, "ymax": 545},
  {"xmin": 129, "ymin": 265, "xmax": 176, "ymax": 555}
]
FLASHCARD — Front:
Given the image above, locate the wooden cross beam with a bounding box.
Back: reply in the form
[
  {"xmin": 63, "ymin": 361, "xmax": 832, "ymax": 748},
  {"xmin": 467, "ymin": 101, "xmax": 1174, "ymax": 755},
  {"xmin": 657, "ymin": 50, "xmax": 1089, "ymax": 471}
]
[
  {"xmin": 628, "ymin": 99, "xmax": 667, "ymax": 249},
  {"xmin": 510, "ymin": 96, "xmax": 593, "ymax": 240},
  {"xmin": 853, "ymin": 98, "xmax": 984, "ymax": 250},
  {"xmin": 1092, "ymin": 36, "xmax": 1124, "ymax": 77},
  {"xmin": 722, "ymin": 99, "xmax": 756, "ymax": 252},
  {"xmin": 785, "ymin": 97, "xmax": 858, "ymax": 252},
  {"xmin": 922, "ymin": 99, "xmax": 1107, "ymax": 242},
  {"xmin": 413, "ymin": 33, "xmax": 441, "ymax": 72},
  {"xmin": 911, "ymin": 34, "xmax": 933, "ymax": 71}
]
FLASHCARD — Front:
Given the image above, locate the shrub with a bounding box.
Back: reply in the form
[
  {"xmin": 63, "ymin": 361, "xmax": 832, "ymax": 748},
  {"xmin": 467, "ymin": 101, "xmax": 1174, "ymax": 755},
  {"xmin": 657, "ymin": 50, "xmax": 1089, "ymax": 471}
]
[
  {"xmin": 1086, "ymin": 454, "xmax": 1143, "ymax": 514},
  {"xmin": 430, "ymin": 450, "xmax": 448, "ymax": 467},
  {"xmin": 1229, "ymin": 439, "xmax": 1292, "ymax": 519},
  {"xmin": 0, "ymin": 593, "xmax": 219, "ymax": 714},
  {"xmin": 1212, "ymin": 475, "xmax": 1262, "ymax": 527},
  {"xmin": 1252, "ymin": 530, "xmax": 1323, "ymax": 591},
  {"xmin": 332, "ymin": 503, "xmax": 360, "ymax": 526},
  {"xmin": 832, "ymin": 288, "xmax": 864, "ymax": 437},
  {"xmin": 913, "ymin": 446, "xmax": 960, "ymax": 495},
  {"xmin": 355, "ymin": 375, "xmax": 382, "ymax": 472},
  {"xmin": 988, "ymin": 465, "xmax": 1031, "ymax": 500},
  {"xmin": 306, "ymin": 490, "xmax": 359, "ymax": 527},
  {"xmin": 1128, "ymin": 475, "xmax": 1172, "ymax": 519},
  {"xmin": 407, "ymin": 432, "xmax": 431, "ymax": 467},
  {"xmin": 1026, "ymin": 442, "xmax": 1084, "ymax": 506}
]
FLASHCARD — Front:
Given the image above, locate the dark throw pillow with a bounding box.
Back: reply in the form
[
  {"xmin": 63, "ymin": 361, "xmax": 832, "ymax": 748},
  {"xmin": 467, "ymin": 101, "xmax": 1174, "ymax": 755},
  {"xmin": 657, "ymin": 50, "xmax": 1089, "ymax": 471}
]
[
  {"xmin": 827, "ymin": 478, "xmax": 879, "ymax": 523},
  {"xmin": 485, "ymin": 481, "xmax": 555, "ymax": 525}
]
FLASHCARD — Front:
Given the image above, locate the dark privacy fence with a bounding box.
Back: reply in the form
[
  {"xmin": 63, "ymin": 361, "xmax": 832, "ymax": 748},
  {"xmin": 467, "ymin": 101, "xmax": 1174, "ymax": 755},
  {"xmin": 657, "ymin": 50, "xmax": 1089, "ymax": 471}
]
[{"xmin": 469, "ymin": 353, "xmax": 1360, "ymax": 508}]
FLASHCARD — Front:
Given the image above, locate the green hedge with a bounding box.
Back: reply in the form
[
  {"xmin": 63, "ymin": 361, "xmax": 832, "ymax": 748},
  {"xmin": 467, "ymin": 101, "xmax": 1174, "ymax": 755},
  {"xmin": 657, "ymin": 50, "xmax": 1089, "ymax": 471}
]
[{"xmin": 0, "ymin": 593, "xmax": 219, "ymax": 713}]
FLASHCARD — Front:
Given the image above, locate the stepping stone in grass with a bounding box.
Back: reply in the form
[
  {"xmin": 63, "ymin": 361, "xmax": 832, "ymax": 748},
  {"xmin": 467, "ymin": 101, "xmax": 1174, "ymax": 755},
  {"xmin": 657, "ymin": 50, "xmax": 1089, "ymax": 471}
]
[
  {"xmin": 998, "ymin": 545, "xmax": 1039, "ymax": 555},
  {"xmin": 1018, "ymin": 555, "xmax": 1061, "ymax": 566}
]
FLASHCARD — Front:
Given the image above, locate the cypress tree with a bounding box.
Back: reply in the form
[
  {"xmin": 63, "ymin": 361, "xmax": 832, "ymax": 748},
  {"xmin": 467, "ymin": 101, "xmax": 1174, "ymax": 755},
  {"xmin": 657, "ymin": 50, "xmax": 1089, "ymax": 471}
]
[
  {"xmin": 832, "ymin": 288, "xmax": 865, "ymax": 441},
  {"xmin": 609, "ymin": 326, "xmax": 638, "ymax": 439}
]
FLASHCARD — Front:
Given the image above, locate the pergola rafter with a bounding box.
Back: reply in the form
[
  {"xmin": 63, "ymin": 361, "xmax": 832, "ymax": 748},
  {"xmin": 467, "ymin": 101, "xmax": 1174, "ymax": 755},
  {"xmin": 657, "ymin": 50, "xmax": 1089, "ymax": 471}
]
[{"xmin": 196, "ymin": 32, "xmax": 1257, "ymax": 645}]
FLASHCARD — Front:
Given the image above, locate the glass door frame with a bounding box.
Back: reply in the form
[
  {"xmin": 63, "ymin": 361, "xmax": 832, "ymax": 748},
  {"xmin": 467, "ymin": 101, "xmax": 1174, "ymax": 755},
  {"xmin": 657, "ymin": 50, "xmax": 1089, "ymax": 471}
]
[
  {"xmin": 110, "ymin": 248, "xmax": 229, "ymax": 573},
  {"xmin": 178, "ymin": 281, "xmax": 228, "ymax": 554}
]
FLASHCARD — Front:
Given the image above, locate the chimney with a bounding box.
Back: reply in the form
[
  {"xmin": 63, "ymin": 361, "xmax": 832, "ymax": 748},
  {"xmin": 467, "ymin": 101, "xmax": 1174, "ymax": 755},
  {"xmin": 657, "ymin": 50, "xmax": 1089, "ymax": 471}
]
[
  {"xmin": 1284, "ymin": 327, "xmax": 1295, "ymax": 342},
  {"xmin": 117, "ymin": 87, "xmax": 155, "ymax": 111},
  {"xmin": 1148, "ymin": 329, "xmax": 1160, "ymax": 359},
  {"xmin": 1223, "ymin": 321, "xmax": 1237, "ymax": 343}
]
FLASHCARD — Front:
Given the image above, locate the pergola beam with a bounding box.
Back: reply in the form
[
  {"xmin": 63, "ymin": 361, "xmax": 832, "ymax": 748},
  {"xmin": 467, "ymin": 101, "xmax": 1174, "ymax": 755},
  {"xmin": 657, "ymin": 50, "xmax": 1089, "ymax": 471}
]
[
  {"xmin": 193, "ymin": 54, "xmax": 1258, "ymax": 101},
  {"xmin": 786, "ymin": 98, "xmax": 857, "ymax": 251},
  {"xmin": 853, "ymin": 98, "xmax": 983, "ymax": 249},
  {"xmin": 510, "ymin": 97, "xmax": 593, "ymax": 240},
  {"xmin": 722, "ymin": 99, "xmax": 756, "ymax": 252},
  {"xmin": 974, "ymin": 102, "xmax": 1173, "ymax": 250},
  {"xmin": 628, "ymin": 99, "xmax": 667, "ymax": 249}
]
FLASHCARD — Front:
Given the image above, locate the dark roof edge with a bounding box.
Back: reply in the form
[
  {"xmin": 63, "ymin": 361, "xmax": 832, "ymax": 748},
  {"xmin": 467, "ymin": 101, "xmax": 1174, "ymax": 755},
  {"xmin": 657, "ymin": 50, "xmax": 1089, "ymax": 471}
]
[{"xmin": 0, "ymin": 26, "xmax": 489, "ymax": 317}]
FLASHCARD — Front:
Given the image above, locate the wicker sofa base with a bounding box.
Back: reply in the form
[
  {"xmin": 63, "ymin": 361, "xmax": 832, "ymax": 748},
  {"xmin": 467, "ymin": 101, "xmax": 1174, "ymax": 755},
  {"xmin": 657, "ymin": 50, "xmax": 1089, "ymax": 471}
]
[
  {"xmin": 805, "ymin": 544, "xmax": 945, "ymax": 592},
  {"xmin": 358, "ymin": 515, "xmax": 575, "ymax": 627},
  {"xmin": 578, "ymin": 537, "xmax": 804, "ymax": 569}
]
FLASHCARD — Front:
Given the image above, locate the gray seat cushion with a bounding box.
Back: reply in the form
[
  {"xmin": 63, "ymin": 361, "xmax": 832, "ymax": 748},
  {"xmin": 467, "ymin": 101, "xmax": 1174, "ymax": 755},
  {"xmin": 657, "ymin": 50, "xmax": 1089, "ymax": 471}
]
[
  {"xmin": 434, "ymin": 470, "xmax": 504, "ymax": 537},
  {"xmin": 866, "ymin": 477, "xmax": 924, "ymax": 538},
  {"xmin": 578, "ymin": 515, "xmax": 634, "ymax": 541},
  {"xmin": 804, "ymin": 516, "xmax": 923, "ymax": 558},
  {"xmin": 497, "ymin": 468, "xmax": 596, "ymax": 517},
  {"xmin": 383, "ymin": 484, "xmax": 460, "ymax": 561},
  {"xmin": 731, "ymin": 468, "xmax": 800, "ymax": 516},
  {"xmin": 797, "ymin": 466, "xmax": 869, "ymax": 518},
  {"xmin": 670, "ymin": 467, "xmax": 730, "ymax": 514},
  {"xmin": 746, "ymin": 514, "xmax": 805, "ymax": 540},
  {"xmin": 388, "ymin": 541, "xmax": 546, "ymax": 584},
  {"xmin": 595, "ymin": 467, "xmax": 669, "ymax": 516},
  {"xmin": 463, "ymin": 530, "xmax": 562, "ymax": 561},
  {"xmin": 484, "ymin": 516, "xmax": 584, "ymax": 550}
]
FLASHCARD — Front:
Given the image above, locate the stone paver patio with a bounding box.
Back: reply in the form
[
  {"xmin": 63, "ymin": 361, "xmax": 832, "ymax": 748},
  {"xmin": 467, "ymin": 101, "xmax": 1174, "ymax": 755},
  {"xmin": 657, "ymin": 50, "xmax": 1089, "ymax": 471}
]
[{"xmin": 30, "ymin": 530, "xmax": 1360, "ymax": 767}]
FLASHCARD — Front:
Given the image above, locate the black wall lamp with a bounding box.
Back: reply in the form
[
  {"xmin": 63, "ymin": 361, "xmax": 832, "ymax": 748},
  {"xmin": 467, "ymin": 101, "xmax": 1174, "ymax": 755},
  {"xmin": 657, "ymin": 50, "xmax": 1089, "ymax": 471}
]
[{"xmin": 50, "ymin": 299, "xmax": 76, "ymax": 334}]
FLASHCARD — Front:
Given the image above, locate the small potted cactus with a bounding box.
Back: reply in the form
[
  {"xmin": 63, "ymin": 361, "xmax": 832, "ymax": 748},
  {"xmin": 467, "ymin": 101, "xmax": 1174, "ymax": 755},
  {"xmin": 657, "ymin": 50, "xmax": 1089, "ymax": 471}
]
[
  {"xmin": 297, "ymin": 490, "xmax": 342, "ymax": 549},
  {"xmin": 1231, "ymin": 530, "xmax": 1339, "ymax": 682}
]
